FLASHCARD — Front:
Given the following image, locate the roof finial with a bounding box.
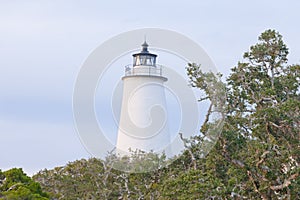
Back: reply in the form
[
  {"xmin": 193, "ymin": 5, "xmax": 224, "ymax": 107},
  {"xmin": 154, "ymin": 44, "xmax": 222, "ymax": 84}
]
[{"xmin": 141, "ymin": 36, "xmax": 149, "ymax": 53}]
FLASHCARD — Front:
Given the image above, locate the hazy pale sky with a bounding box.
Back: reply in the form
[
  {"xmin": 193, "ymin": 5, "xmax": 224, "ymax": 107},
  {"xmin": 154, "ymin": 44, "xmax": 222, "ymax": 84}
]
[{"xmin": 1, "ymin": 0, "xmax": 299, "ymax": 175}]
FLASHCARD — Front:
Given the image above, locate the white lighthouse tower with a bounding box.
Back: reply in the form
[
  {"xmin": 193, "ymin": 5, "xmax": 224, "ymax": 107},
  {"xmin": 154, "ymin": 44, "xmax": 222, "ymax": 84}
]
[{"xmin": 116, "ymin": 42, "xmax": 170, "ymax": 155}]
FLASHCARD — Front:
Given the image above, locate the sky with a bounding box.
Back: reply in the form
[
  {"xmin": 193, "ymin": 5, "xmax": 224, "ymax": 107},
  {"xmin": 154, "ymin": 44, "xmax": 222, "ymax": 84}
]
[{"xmin": 0, "ymin": 0, "xmax": 300, "ymax": 176}]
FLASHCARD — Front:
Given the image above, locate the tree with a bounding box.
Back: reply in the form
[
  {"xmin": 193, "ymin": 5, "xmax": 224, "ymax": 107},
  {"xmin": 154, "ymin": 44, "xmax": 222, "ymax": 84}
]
[
  {"xmin": 32, "ymin": 29, "xmax": 299, "ymax": 200},
  {"xmin": 163, "ymin": 29, "xmax": 300, "ymax": 199},
  {"xmin": 224, "ymin": 29, "xmax": 300, "ymax": 199},
  {"xmin": 0, "ymin": 168, "xmax": 49, "ymax": 200}
]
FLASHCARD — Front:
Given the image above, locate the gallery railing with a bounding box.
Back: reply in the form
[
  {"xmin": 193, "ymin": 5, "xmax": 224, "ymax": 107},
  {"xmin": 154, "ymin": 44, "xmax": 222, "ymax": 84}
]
[{"xmin": 124, "ymin": 64, "xmax": 164, "ymax": 77}]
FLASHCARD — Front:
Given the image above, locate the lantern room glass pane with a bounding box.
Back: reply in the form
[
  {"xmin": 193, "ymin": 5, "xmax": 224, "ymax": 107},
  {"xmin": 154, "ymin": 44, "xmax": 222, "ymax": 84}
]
[{"xmin": 133, "ymin": 55, "xmax": 156, "ymax": 66}]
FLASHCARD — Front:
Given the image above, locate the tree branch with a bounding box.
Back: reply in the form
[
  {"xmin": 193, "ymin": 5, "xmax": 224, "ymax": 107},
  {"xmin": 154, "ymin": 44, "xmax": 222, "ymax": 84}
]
[
  {"xmin": 270, "ymin": 173, "xmax": 299, "ymax": 191},
  {"xmin": 256, "ymin": 150, "xmax": 270, "ymax": 168},
  {"xmin": 247, "ymin": 170, "xmax": 268, "ymax": 200},
  {"xmin": 179, "ymin": 133, "xmax": 197, "ymax": 170},
  {"xmin": 198, "ymin": 96, "xmax": 209, "ymax": 102},
  {"xmin": 203, "ymin": 102, "xmax": 213, "ymax": 129}
]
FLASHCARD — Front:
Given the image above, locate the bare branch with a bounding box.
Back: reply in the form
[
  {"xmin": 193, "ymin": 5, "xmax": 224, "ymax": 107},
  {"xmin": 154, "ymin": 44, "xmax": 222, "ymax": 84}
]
[
  {"xmin": 247, "ymin": 170, "xmax": 268, "ymax": 200},
  {"xmin": 269, "ymin": 121, "xmax": 284, "ymax": 129},
  {"xmin": 203, "ymin": 102, "xmax": 213, "ymax": 129},
  {"xmin": 270, "ymin": 173, "xmax": 299, "ymax": 191},
  {"xmin": 198, "ymin": 96, "xmax": 209, "ymax": 102},
  {"xmin": 179, "ymin": 133, "xmax": 197, "ymax": 170},
  {"xmin": 256, "ymin": 150, "xmax": 270, "ymax": 168}
]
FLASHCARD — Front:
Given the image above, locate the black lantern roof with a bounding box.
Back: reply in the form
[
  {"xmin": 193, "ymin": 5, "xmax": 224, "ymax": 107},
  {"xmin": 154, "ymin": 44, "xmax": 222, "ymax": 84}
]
[{"xmin": 132, "ymin": 42, "xmax": 157, "ymax": 66}]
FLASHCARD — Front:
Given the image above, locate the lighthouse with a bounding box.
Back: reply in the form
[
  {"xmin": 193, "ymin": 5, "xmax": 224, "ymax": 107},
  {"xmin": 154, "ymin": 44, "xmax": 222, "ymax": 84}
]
[{"xmin": 116, "ymin": 42, "xmax": 170, "ymax": 155}]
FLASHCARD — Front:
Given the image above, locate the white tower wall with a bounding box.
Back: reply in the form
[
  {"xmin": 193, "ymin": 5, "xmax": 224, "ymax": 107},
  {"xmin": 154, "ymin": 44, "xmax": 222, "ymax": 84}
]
[{"xmin": 116, "ymin": 74, "xmax": 170, "ymax": 155}]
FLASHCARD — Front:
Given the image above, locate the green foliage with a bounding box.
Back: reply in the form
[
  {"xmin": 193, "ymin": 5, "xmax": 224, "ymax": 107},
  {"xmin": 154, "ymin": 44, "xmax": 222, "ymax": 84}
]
[
  {"xmin": 159, "ymin": 169, "xmax": 226, "ymax": 199},
  {"xmin": 25, "ymin": 29, "xmax": 300, "ymax": 199},
  {"xmin": 111, "ymin": 149, "xmax": 168, "ymax": 173},
  {"xmin": 0, "ymin": 168, "xmax": 49, "ymax": 200},
  {"xmin": 224, "ymin": 29, "xmax": 300, "ymax": 199}
]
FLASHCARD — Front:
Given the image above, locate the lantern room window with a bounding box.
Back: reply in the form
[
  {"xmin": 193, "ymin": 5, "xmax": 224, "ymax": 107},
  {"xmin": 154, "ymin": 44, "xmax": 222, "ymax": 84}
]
[{"xmin": 134, "ymin": 55, "xmax": 156, "ymax": 66}]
